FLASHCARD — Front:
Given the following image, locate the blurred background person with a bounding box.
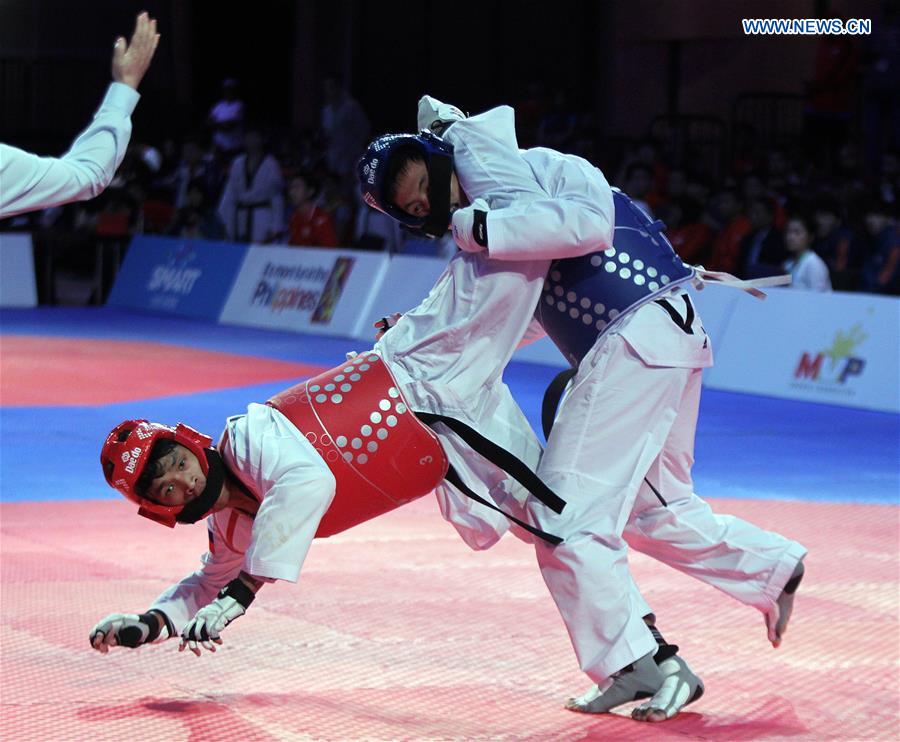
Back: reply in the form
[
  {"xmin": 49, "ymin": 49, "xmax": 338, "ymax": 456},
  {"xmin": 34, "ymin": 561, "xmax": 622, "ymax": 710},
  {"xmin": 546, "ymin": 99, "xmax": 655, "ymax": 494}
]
[
  {"xmin": 783, "ymin": 213, "xmax": 832, "ymax": 291},
  {"xmin": 168, "ymin": 180, "xmax": 225, "ymax": 240},
  {"xmin": 660, "ymin": 196, "xmax": 711, "ymax": 265},
  {"xmin": 621, "ymin": 162, "xmax": 655, "ymax": 217},
  {"xmin": 171, "ymin": 137, "xmax": 217, "ymax": 210},
  {"xmin": 740, "ymin": 198, "xmax": 787, "ymax": 279},
  {"xmin": 207, "ymin": 78, "xmax": 245, "ymax": 161},
  {"xmin": 860, "ymin": 196, "xmax": 900, "ymax": 294},
  {"xmin": 707, "ymin": 187, "xmax": 751, "ymax": 274},
  {"xmin": 813, "ymin": 194, "xmax": 860, "ymax": 290},
  {"xmin": 320, "ymin": 77, "xmax": 370, "ymax": 186},
  {"xmin": 217, "ymin": 129, "xmax": 284, "ymax": 243},
  {"xmin": 287, "ymin": 172, "xmax": 338, "ymax": 247}
]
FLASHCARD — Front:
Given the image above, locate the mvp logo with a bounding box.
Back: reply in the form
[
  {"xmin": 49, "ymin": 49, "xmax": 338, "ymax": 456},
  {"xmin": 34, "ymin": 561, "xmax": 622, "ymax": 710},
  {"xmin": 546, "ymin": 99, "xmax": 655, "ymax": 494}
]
[{"xmin": 793, "ymin": 323, "xmax": 867, "ymax": 385}]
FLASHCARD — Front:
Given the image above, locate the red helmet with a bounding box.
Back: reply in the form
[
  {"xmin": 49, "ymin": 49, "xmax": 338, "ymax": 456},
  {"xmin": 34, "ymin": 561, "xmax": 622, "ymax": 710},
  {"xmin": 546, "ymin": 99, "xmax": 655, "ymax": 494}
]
[{"xmin": 100, "ymin": 419, "xmax": 213, "ymax": 527}]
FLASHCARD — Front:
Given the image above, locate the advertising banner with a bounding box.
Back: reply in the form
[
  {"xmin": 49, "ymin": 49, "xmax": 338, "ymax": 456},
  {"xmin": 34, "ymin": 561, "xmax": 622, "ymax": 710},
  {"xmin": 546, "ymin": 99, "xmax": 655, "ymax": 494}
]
[
  {"xmin": 107, "ymin": 236, "xmax": 248, "ymax": 320},
  {"xmin": 220, "ymin": 246, "xmax": 390, "ymax": 337},
  {"xmin": 704, "ymin": 288, "xmax": 899, "ymax": 413}
]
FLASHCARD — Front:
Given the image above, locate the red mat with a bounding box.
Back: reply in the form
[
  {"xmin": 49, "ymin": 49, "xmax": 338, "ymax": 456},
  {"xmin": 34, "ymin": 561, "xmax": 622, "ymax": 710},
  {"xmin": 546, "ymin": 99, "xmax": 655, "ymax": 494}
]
[
  {"xmin": 0, "ymin": 335, "xmax": 322, "ymax": 406},
  {"xmin": 1, "ymin": 496, "xmax": 897, "ymax": 740}
]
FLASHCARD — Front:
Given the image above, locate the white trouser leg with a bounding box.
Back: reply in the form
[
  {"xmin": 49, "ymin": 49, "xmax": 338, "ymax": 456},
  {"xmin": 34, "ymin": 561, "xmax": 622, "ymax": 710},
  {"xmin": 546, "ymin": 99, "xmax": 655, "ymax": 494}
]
[
  {"xmin": 532, "ymin": 336, "xmax": 687, "ymax": 683},
  {"xmin": 624, "ymin": 368, "xmax": 807, "ymax": 614},
  {"xmin": 429, "ymin": 382, "xmax": 549, "ymax": 550},
  {"xmin": 534, "ymin": 533, "xmax": 657, "ymax": 685}
]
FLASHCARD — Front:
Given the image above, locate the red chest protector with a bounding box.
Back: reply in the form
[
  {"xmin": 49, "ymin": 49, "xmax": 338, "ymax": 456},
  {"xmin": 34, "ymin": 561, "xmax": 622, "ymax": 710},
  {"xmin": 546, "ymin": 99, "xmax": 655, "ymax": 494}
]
[{"xmin": 267, "ymin": 353, "xmax": 448, "ymax": 538}]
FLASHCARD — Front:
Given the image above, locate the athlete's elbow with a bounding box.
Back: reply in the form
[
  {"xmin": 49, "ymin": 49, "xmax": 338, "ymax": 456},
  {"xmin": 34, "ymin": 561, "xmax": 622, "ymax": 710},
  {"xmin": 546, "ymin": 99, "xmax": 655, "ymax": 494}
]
[
  {"xmin": 88, "ymin": 166, "xmax": 116, "ymax": 197},
  {"xmin": 319, "ymin": 469, "xmax": 338, "ymax": 508},
  {"xmin": 563, "ymin": 213, "xmax": 613, "ymax": 257},
  {"xmin": 69, "ymin": 162, "xmax": 114, "ymax": 200},
  {"xmin": 592, "ymin": 215, "xmax": 614, "ymax": 251}
]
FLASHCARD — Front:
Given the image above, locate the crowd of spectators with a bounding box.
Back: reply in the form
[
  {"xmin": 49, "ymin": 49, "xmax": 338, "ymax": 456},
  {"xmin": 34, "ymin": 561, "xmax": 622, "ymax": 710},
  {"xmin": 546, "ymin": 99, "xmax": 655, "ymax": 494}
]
[
  {"xmin": 607, "ymin": 139, "xmax": 899, "ymax": 294},
  {"xmin": 3, "ymin": 59, "xmax": 898, "ymax": 299}
]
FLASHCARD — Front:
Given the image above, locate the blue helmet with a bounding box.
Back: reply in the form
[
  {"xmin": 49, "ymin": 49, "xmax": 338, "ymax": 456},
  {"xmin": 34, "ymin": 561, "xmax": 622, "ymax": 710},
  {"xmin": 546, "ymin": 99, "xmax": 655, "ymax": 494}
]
[{"xmin": 357, "ymin": 130, "xmax": 455, "ymax": 238}]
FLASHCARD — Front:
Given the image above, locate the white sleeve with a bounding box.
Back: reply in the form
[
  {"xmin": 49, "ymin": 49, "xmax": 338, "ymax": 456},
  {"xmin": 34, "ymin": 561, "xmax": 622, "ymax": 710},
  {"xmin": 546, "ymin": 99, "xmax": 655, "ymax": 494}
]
[
  {"xmin": 229, "ymin": 405, "xmax": 337, "ymax": 583},
  {"xmin": 811, "ymin": 256, "xmax": 833, "ymax": 292},
  {"xmin": 149, "ymin": 520, "xmax": 244, "ymax": 636},
  {"xmin": 445, "ymin": 106, "xmax": 544, "ymax": 208},
  {"xmin": 0, "ymin": 83, "xmax": 139, "ymax": 218},
  {"xmin": 484, "ymin": 187, "xmax": 615, "ymax": 262},
  {"xmin": 446, "ymin": 107, "xmax": 614, "ymax": 262}
]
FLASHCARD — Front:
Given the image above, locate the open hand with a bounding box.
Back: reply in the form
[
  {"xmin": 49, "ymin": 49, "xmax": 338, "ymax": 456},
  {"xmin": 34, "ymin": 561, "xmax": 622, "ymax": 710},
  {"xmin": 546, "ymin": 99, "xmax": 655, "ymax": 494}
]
[{"xmin": 112, "ymin": 12, "xmax": 160, "ymax": 91}]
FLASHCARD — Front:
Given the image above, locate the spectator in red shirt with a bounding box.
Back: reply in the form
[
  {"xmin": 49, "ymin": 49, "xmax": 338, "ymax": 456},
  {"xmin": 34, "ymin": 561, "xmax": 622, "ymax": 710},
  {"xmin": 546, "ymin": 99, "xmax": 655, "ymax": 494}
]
[
  {"xmin": 287, "ymin": 172, "xmax": 338, "ymax": 248},
  {"xmin": 660, "ymin": 196, "xmax": 711, "ymax": 265}
]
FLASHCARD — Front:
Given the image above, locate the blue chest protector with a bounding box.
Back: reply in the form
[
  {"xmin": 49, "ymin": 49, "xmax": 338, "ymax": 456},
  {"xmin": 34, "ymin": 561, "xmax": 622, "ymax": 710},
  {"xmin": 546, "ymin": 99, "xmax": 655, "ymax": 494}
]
[{"xmin": 535, "ymin": 189, "xmax": 695, "ymax": 367}]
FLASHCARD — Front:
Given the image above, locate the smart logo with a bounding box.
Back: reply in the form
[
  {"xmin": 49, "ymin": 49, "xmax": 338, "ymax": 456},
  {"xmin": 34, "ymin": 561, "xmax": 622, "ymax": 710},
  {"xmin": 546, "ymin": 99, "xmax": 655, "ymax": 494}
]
[
  {"xmin": 793, "ymin": 323, "xmax": 867, "ymax": 390},
  {"xmin": 147, "ymin": 243, "xmax": 202, "ymax": 296}
]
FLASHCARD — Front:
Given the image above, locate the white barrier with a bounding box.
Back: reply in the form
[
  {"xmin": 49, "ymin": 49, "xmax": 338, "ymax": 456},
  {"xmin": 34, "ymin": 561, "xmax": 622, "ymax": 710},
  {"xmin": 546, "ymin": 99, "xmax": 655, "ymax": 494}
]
[
  {"xmin": 514, "ymin": 284, "xmax": 899, "ymax": 414},
  {"xmin": 106, "ymin": 236, "xmax": 899, "ymax": 413},
  {"xmin": 696, "ymin": 287, "xmax": 900, "ymax": 413},
  {"xmin": 0, "ymin": 233, "xmax": 37, "ymax": 307}
]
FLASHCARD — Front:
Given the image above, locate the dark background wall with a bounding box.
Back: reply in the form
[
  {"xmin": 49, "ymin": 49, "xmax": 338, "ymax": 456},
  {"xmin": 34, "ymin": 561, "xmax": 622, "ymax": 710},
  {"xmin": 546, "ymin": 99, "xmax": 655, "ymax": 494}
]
[{"xmin": 0, "ymin": 0, "xmax": 885, "ymax": 150}]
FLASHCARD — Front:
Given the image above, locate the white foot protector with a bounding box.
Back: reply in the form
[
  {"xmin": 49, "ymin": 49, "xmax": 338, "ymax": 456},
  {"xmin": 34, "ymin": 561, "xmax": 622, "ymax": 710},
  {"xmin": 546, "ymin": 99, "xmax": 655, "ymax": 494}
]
[
  {"xmin": 631, "ymin": 654, "xmax": 704, "ymax": 722},
  {"xmin": 565, "ymin": 652, "xmax": 664, "ymax": 714}
]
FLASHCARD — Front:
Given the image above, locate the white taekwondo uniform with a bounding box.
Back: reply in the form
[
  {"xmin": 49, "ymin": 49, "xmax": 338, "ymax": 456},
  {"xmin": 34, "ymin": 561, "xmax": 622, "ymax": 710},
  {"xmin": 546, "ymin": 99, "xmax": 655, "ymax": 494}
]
[
  {"xmin": 217, "ymin": 152, "xmax": 285, "ymax": 243},
  {"xmin": 380, "ymin": 105, "xmax": 806, "ymax": 683},
  {"xmin": 0, "ymin": 82, "xmax": 139, "ymax": 218},
  {"xmin": 152, "ymin": 108, "xmax": 805, "ymax": 678},
  {"xmin": 151, "ymin": 404, "xmax": 336, "ymax": 631}
]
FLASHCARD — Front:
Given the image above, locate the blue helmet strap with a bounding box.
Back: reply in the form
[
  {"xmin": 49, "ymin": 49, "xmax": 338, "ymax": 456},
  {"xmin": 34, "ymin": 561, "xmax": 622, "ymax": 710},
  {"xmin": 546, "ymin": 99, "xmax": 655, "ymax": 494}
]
[{"xmin": 421, "ymin": 151, "xmax": 453, "ymax": 238}]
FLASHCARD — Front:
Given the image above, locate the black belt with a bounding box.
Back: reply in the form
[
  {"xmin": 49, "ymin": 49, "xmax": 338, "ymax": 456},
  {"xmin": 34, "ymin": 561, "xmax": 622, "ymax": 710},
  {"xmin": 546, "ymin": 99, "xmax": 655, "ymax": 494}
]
[
  {"xmin": 414, "ymin": 411, "xmax": 564, "ymax": 546},
  {"xmin": 234, "ymin": 201, "xmax": 270, "ymax": 241},
  {"xmin": 654, "ymin": 294, "xmax": 695, "ymax": 334}
]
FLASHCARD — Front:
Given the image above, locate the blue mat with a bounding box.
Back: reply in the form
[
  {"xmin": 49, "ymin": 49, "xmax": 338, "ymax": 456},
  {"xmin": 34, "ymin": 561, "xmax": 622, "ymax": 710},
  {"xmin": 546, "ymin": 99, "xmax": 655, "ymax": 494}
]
[{"xmin": 2, "ymin": 307, "xmax": 897, "ymax": 505}]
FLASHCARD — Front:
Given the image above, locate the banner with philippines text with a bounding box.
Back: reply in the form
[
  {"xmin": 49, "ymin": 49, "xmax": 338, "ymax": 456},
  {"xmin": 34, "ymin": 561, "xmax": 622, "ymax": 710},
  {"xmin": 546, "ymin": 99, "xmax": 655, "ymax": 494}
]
[
  {"xmin": 0, "ymin": 233, "xmax": 37, "ymax": 307},
  {"xmin": 107, "ymin": 236, "xmax": 248, "ymax": 320},
  {"xmin": 703, "ymin": 288, "xmax": 899, "ymax": 413},
  {"xmin": 220, "ymin": 246, "xmax": 390, "ymax": 337}
]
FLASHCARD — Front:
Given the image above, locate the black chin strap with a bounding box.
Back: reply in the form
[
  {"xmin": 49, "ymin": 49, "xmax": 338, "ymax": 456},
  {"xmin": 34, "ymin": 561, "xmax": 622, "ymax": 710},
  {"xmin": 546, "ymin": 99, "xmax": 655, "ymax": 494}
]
[
  {"xmin": 176, "ymin": 449, "xmax": 225, "ymax": 524},
  {"xmin": 421, "ymin": 153, "xmax": 453, "ymax": 237}
]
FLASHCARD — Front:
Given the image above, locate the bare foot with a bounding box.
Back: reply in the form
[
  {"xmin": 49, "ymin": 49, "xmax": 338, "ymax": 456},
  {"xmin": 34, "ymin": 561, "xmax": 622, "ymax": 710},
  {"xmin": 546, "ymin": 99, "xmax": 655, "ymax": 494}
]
[{"xmin": 766, "ymin": 559, "xmax": 805, "ymax": 648}]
